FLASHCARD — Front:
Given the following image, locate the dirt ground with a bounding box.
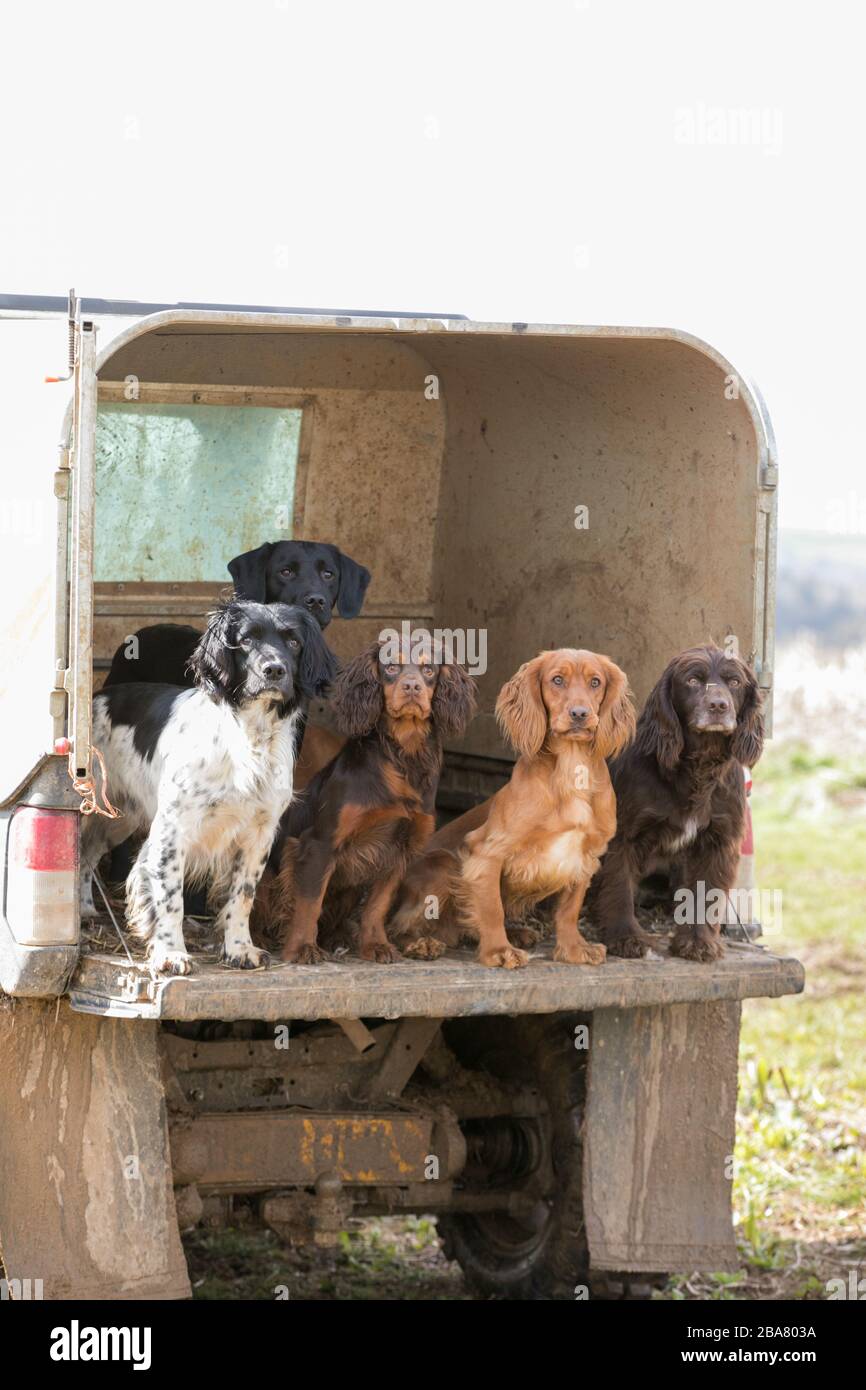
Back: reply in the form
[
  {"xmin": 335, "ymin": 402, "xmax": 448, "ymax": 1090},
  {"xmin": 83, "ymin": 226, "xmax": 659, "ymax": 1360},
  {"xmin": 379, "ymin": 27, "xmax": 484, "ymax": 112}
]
[{"xmin": 183, "ymin": 1219, "xmax": 865, "ymax": 1302}]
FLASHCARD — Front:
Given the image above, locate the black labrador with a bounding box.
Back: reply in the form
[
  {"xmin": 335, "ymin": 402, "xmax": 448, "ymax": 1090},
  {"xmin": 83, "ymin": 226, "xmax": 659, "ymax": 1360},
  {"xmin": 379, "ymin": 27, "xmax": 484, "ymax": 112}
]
[{"xmin": 103, "ymin": 540, "xmax": 370, "ymax": 687}]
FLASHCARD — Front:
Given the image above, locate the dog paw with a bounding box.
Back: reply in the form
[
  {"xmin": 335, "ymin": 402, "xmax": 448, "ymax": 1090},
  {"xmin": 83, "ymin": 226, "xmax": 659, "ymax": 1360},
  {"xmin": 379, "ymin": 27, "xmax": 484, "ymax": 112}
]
[
  {"xmin": 403, "ymin": 935, "xmax": 448, "ymax": 960},
  {"xmin": 360, "ymin": 940, "xmax": 403, "ymax": 964},
  {"xmin": 506, "ymin": 924, "xmax": 540, "ymax": 949},
  {"xmin": 222, "ymin": 943, "xmax": 271, "ymax": 970},
  {"xmin": 282, "ymin": 941, "xmax": 330, "ymax": 965},
  {"xmin": 150, "ymin": 946, "xmax": 194, "ymax": 976},
  {"xmin": 605, "ymin": 927, "xmax": 652, "ymax": 959},
  {"xmin": 479, "ymin": 945, "xmax": 529, "ymax": 970},
  {"xmin": 554, "ymin": 939, "xmax": 606, "ymax": 966},
  {"xmin": 670, "ymin": 927, "xmax": 725, "ymax": 962}
]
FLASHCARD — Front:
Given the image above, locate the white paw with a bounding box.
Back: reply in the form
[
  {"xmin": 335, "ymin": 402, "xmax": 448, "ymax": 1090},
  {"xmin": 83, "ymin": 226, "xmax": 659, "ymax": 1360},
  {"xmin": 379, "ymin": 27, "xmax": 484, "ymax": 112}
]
[
  {"xmin": 150, "ymin": 945, "xmax": 194, "ymax": 976},
  {"xmin": 222, "ymin": 940, "xmax": 270, "ymax": 970}
]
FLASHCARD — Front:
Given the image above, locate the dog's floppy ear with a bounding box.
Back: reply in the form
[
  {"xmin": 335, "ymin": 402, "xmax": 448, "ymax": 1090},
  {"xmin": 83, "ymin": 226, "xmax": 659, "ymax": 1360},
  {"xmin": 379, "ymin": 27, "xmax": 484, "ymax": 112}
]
[
  {"xmin": 432, "ymin": 664, "xmax": 477, "ymax": 739},
  {"xmin": 227, "ymin": 542, "xmax": 273, "ymax": 602},
  {"xmin": 731, "ymin": 664, "xmax": 764, "ymax": 768},
  {"xmin": 495, "ymin": 655, "xmax": 548, "ymax": 758},
  {"xmin": 187, "ymin": 602, "xmax": 238, "ymax": 703},
  {"xmin": 296, "ymin": 610, "xmax": 339, "ymax": 700},
  {"xmin": 595, "ymin": 657, "xmax": 636, "ymax": 760},
  {"xmin": 635, "ymin": 663, "xmax": 683, "ymax": 771},
  {"xmin": 332, "ymin": 547, "xmax": 372, "ymax": 619},
  {"xmin": 331, "ymin": 642, "xmax": 383, "ymax": 737}
]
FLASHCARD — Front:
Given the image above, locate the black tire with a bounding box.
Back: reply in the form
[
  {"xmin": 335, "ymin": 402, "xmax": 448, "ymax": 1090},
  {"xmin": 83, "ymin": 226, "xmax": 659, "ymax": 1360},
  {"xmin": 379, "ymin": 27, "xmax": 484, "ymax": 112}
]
[{"xmin": 437, "ymin": 1013, "xmax": 665, "ymax": 1301}]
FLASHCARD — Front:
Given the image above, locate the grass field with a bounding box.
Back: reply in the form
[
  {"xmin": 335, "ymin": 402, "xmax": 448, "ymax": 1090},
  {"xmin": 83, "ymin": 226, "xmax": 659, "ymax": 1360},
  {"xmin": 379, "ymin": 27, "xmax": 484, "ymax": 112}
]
[
  {"xmin": 186, "ymin": 645, "xmax": 866, "ymax": 1301},
  {"xmin": 667, "ymin": 739, "xmax": 866, "ymax": 1300}
]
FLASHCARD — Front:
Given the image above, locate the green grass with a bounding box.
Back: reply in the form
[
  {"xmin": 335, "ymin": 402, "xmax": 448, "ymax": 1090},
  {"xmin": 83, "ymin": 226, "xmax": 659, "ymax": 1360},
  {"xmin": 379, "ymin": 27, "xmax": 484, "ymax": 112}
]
[{"xmin": 689, "ymin": 743, "xmax": 866, "ymax": 1299}]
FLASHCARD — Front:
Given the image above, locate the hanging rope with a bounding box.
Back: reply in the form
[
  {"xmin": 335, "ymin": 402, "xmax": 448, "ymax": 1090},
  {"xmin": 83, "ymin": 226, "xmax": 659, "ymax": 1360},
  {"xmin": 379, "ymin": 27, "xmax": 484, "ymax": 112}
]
[{"xmin": 70, "ymin": 744, "xmax": 122, "ymax": 819}]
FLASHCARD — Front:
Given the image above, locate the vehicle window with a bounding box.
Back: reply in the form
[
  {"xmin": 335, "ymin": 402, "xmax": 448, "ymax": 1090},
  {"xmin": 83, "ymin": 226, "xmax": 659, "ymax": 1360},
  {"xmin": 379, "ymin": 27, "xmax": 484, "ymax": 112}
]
[{"xmin": 94, "ymin": 401, "xmax": 303, "ymax": 581}]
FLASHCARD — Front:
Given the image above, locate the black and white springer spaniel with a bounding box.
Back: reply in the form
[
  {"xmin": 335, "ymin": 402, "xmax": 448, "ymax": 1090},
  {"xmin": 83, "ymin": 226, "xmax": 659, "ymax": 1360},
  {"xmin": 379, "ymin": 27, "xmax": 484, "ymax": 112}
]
[{"xmin": 80, "ymin": 598, "xmax": 337, "ymax": 974}]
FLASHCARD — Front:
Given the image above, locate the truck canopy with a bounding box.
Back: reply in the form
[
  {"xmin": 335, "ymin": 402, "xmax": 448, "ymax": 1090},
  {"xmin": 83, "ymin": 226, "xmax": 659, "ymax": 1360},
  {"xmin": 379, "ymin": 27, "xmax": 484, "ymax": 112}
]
[
  {"xmin": 83, "ymin": 310, "xmax": 777, "ymax": 767},
  {"xmin": 0, "ymin": 306, "xmax": 778, "ymax": 996}
]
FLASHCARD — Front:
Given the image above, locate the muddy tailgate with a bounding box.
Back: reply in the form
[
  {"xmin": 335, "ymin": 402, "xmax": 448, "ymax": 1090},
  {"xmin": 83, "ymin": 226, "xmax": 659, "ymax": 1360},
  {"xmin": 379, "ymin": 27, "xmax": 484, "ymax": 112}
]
[{"xmin": 69, "ymin": 938, "xmax": 805, "ymax": 1021}]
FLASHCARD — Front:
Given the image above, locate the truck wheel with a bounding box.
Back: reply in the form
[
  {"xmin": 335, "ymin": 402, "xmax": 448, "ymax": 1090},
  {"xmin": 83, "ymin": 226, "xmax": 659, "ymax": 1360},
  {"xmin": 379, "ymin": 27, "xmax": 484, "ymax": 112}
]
[{"xmin": 436, "ymin": 1014, "xmax": 664, "ymax": 1301}]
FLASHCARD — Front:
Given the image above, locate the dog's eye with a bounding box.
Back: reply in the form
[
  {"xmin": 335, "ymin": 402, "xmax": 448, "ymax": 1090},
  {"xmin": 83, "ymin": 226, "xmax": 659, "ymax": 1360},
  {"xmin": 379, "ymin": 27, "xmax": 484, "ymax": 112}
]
[
  {"xmin": 590, "ymin": 677, "xmax": 601, "ymax": 689},
  {"xmin": 279, "ymin": 567, "xmax": 297, "ymax": 578},
  {"xmin": 288, "ymin": 638, "xmax": 300, "ymax": 650},
  {"xmin": 687, "ymin": 676, "xmax": 701, "ymax": 686},
  {"xmin": 321, "ymin": 569, "xmax": 334, "ymax": 580},
  {"xmin": 422, "ymin": 665, "xmax": 435, "ymax": 678},
  {"xmin": 385, "ymin": 664, "xmax": 400, "ymax": 676},
  {"xmin": 728, "ymin": 677, "xmax": 740, "ymax": 687},
  {"xmin": 552, "ymin": 675, "xmax": 564, "ymax": 687}
]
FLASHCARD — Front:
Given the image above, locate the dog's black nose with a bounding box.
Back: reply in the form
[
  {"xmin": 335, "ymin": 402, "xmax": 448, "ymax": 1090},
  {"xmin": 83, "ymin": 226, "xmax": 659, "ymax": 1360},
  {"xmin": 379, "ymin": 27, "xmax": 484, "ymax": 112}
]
[
  {"xmin": 262, "ymin": 661, "xmax": 286, "ymax": 681},
  {"xmin": 707, "ymin": 694, "xmax": 731, "ymax": 713},
  {"xmin": 304, "ymin": 593, "xmax": 327, "ymax": 613},
  {"xmin": 570, "ymin": 706, "xmax": 590, "ymax": 723}
]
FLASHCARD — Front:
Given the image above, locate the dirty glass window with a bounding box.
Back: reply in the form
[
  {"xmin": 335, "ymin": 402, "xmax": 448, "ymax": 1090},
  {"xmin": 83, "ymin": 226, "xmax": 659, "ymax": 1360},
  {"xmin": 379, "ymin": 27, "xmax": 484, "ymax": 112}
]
[{"xmin": 94, "ymin": 402, "xmax": 303, "ymax": 581}]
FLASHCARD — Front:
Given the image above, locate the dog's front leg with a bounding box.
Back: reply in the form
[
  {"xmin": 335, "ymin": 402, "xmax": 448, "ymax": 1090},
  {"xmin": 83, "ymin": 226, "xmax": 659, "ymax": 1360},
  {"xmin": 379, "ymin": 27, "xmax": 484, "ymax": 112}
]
[
  {"xmin": 553, "ymin": 881, "xmax": 606, "ymax": 966},
  {"xmin": 459, "ymin": 848, "xmax": 527, "ymax": 970},
  {"xmin": 358, "ymin": 870, "xmax": 403, "ymax": 964},
  {"xmin": 591, "ymin": 838, "xmax": 654, "ymax": 958},
  {"xmin": 217, "ymin": 832, "xmax": 273, "ymax": 970},
  {"xmin": 670, "ymin": 831, "xmax": 740, "ymax": 962},
  {"xmin": 281, "ymin": 830, "xmax": 335, "ymax": 965},
  {"xmin": 127, "ymin": 814, "xmax": 190, "ymax": 975}
]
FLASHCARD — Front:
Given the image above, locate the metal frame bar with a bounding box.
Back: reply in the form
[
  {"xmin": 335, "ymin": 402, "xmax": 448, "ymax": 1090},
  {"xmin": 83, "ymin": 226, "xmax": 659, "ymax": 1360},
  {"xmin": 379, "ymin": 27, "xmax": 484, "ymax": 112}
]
[
  {"xmin": 50, "ymin": 445, "xmax": 71, "ymax": 744},
  {"xmin": 66, "ymin": 320, "xmax": 98, "ymax": 778},
  {"xmin": 0, "ymin": 292, "xmax": 467, "ymax": 320}
]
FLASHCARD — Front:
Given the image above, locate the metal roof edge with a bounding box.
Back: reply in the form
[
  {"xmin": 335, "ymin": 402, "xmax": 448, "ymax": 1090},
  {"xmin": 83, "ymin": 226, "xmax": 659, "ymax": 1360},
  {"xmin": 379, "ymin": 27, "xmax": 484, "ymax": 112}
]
[
  {"xmin": 0, "ymin": 292, "xmax": 468, "ymax": 320},
  {"xmin": 51, "ymin": 308, "xmax": 775, "ymax": 479}
]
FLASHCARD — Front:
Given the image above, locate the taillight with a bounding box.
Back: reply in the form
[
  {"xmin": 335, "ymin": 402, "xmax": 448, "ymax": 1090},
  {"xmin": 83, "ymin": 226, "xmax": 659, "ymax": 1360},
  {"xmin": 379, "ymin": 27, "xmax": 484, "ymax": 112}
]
[{"xmin": 6, "ymin": 808, "xmax": 79, "ymax": 945}]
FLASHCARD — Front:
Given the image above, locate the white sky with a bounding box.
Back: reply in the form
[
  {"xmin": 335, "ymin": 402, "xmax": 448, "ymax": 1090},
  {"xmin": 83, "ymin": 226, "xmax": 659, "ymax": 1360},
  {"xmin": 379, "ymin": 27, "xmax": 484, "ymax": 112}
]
[{"xmin": 1, "ymin": 0, "xmax": 863, "ymax": 534}]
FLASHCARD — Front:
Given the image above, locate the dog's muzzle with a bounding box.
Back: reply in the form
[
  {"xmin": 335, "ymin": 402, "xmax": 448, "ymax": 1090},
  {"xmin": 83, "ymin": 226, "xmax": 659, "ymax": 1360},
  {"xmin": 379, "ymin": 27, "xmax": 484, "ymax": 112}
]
[
  {"xmin": 249, "ymin": 660, "xmax": 294, "ymax": 701},
  {"xmin": 393, "ymin": 697, "xmax": 430, "ymax": 718},
  {"xmin": 301, "ymin": 593, "xmax": 332, "ymax": 628},
  {"xmin": 691, "ymin": 716, "xmax": 736, "ymax": 734}
]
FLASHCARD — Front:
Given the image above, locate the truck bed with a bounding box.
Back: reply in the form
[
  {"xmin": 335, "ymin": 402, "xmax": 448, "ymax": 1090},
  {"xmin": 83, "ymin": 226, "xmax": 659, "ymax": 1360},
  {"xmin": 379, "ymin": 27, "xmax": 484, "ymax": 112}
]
[{"xmin": 69, "ymin": 932, "xmax": 805, "ymax": 1020}]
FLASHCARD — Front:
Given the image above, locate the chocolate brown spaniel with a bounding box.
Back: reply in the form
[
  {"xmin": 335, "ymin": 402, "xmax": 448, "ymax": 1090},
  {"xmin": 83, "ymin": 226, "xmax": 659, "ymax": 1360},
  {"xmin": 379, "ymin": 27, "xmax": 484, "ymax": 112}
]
[
  {"xmin": 388, "ymin": 649, "xmax": 636, "ymax": 969},
  {"xmin": 589, "ymin": 644, "xmax": 764, "ymax": 962},
  {"xmin": 253, "ymin": 638, "xmax": 476, "ymax": 964}
]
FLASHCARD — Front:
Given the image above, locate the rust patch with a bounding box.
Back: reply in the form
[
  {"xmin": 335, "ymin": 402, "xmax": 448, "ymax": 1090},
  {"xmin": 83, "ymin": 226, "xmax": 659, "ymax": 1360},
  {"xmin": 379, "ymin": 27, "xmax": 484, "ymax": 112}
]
[{"xmin": 171, "ymin": 1111, "xmax": 435, "ymax": 1188}]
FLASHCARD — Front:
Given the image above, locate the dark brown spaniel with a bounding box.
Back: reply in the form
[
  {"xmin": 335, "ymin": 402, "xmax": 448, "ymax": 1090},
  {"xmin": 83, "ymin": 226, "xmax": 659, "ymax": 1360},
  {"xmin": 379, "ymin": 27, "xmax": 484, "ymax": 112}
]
[
  {"xmin": 589, "ymin": 644, "xmax": 764, "ymax": 962},
  {"xmin": 253, "ymin": 637, "xmax": 476, "ymax": 964}
]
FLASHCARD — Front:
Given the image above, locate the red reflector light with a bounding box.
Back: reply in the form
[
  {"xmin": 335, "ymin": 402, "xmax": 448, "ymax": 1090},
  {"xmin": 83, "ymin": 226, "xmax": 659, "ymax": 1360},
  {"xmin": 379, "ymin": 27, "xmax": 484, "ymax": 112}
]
[
  {"xmin": 740, "ymin": 802, "xmax": 754, "ymax": 856},
  {"xmin": 9, "ymin": 808, "xmax": 78, "ymax": 871}
]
